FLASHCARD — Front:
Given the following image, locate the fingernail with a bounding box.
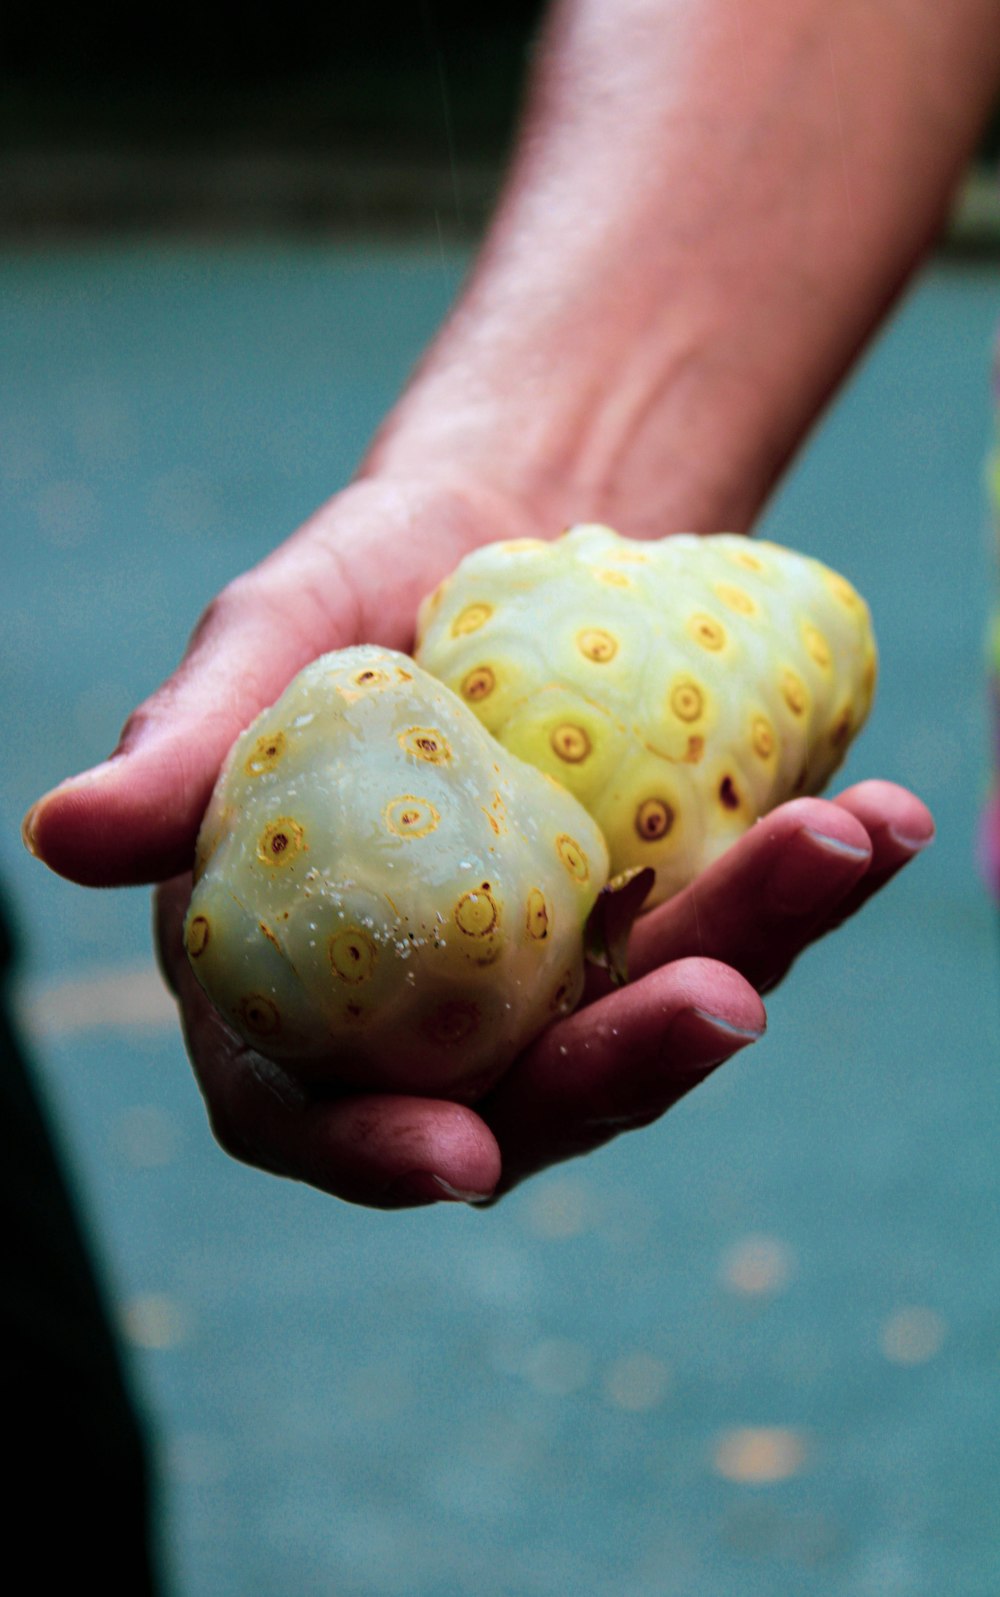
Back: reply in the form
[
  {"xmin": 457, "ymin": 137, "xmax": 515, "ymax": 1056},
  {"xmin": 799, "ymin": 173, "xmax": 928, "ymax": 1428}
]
[
  {"xmin": 770, "ymin": 826, "xmax": 870, "ymax": 912},
  {"xmin": 387, "ymin": 1170, "xmax": 495, "ymax": 1206},
  {"xmin": 20, "ymin": 803, "xmax": 41, "ymax": 859},
  {"xmin": 662, "ymin": 1005, "xmax": 765, "ymax": 1074},
  {"xmin": 887, "ymin": 823, "xmax": 935, "ymax": 853}
]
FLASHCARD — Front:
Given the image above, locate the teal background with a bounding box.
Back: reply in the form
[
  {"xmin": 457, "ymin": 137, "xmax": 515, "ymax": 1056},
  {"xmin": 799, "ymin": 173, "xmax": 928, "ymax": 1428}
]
[{"xmin": 2, "ymin": 245, "xmax": 999, "ymax": 1594}]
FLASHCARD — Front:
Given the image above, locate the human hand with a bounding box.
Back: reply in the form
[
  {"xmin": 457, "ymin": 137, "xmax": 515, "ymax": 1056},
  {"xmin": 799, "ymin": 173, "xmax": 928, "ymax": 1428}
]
[
  {"xmin": 150, "ymin": 776, "xmax": 931, "ymax": 1206},
  {"xmin": 24, "ymin": 473, "xmax": 932, "ymax": 1207}
]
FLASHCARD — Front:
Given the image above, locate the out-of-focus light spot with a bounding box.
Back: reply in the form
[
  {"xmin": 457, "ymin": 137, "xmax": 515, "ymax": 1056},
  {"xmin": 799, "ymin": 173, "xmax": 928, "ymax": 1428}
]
[
  {"xmin": 719, "ymin": 1234, "xmax": 795, "ymax": 1296},
  {"xmin": 604, "ymin": 1352, "xmax": 670, "ymax": 1411},
  {"xmin": 114, "ymin": 1105, "xmax": 181, "ymax": 1168},
  {"xmin": 36, "ymin": 479, "xmax": 99, "ymax": 548},
  {"xmin": 522, "ymin": 1338, "xmax": 592, "ymax": 1397},
  {"xmin": 880, "ymin": 1306, "xmax": 947, "ymax": 1365},
  {"xmin": 121, "ymin": 1293, "xmax": 189, "ymax": 1350},
  {"xmin": 713, "ymin": 1427, "xmax": 807, "ymax": 1484},
  {"xmin": 523, "ymin": 1178, "xmax": 591, "ymax": 1239}
]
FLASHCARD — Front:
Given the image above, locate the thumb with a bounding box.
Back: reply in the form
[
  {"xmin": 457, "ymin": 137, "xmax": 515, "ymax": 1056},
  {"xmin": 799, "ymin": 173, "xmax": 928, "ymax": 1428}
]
[{"xmin": 22, "ymin": 478, "xmax": 505, "ymax": 887}]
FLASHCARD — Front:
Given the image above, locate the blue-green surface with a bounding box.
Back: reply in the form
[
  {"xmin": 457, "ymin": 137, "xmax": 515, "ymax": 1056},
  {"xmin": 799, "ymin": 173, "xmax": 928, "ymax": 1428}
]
[{"xmin": 3, "ymin": 245, "xmax": 999, "ymax": 1596}]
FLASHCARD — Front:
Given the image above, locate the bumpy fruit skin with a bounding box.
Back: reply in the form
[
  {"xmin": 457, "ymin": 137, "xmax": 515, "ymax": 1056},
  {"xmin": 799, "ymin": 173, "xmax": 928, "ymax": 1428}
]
[
  {"xmin": 184, "ymin": 646, "xmax": 608, "ymax": 1098},
  {"xmin": 416, "ymin": 526, "xmax": 877, "ymax": 904}
]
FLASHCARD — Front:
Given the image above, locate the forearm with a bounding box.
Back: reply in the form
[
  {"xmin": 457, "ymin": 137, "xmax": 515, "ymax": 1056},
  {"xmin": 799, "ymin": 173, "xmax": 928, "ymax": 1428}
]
[{"xmin": 367, "ymin": 0, "xmax": 1000, "ymax": 533}]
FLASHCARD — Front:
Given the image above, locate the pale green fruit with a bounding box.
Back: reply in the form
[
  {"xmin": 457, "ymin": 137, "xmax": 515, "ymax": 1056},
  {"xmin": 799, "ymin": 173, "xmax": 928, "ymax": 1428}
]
[
  {"xmin": 185, "ymin": 646, "xmax": 608, "ymax": 1098},
  {"xmin": 416, "ymin": 526, "xmax": 877, "ymax": 903}
]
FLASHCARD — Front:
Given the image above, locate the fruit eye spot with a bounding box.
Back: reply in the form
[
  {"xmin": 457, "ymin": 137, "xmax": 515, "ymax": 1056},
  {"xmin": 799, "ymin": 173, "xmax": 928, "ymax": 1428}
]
[
  {"xmin": 577, "ymin": 627, "xmax": 618, "ymax": 663},
  {"xmin": 670, "ymin": 679, "xmax": 704, "ymax": 723},
  {"xmin": 452, "ymin": 602, "xmax": 493, "ymax": 636},
  {"xmin": 830, "ymin": 712, "xmax": 852, "ymax": 748},
  {"xmin": 329, "ymin": 927, "xmax": 378, "ymax": 984},
  {"xmin": 556, "ymin": 834, "xmax": 590, "ymax": 883},
  {"xmin": 550, "ymin": 971, "xmax": 577, "ymax": 1013},
  {"xmin": 719, "ymin": 776, "xmax": 740, "ymax": 810},
  {"xmin": 526, "ymin": 888, "xmax": 549, "ymax": 940},
  {"xmin": 714, "ymin": 583, "xmax": 756, "ymax": 615},
  {"xmin": 689, "ymin": 613, "xmax": 727, "ymax": 651},
  {"xmin": 462, "ymin": 665, "xmax": 495, "ymax": 702},
  {"xmin": 803, "ymin": 624, "xmax": 832, "ymax": 668},
  {"xmin": 353, "ymin": 667, "xmax": 389, "ymax": 688},
  {"xmin": 399, "ymin": 726, "xmax": 451, "ymax": 764},
  {"xmin": 781, "ymin": 671, "xmax": 808, "ymax": 716},
  {"xmin": 186, "ymin": 916, "xmax": 210, "ymax": 957},
  {"xmin": 455, "ymin": 889, "xmax": 500, "ymax": 937},
  {"xmin": 384, "ymin": 795, "xmax": 440, "ymax": 838},
  {"xmin": 550, "ymin": 723, "xmax": 591, "ymax": 763},
  {"xmin": 827, "ymin": 572, "xmax": 861, "ymax": 609},
  {"xmin": 257, "ymin": 818, "xmax": 305, "ymax": 866},
  {"xmin": 727, "ymin": 547, "xmax": 763, "ymax": 572},
  {"xmin": 751, "ymin": 715, "xmax": 775, "ymax": 758},
  {"xmin": 245, "ymin": 731, "xmax": 287, "ymax": 776},
  {"xmin": 240, "ymin": 994, "xmax": 280, "ymax": 1036},
  {"xmin": 635, "ymin": 798, "xmax": 674, "ymax": 840}
]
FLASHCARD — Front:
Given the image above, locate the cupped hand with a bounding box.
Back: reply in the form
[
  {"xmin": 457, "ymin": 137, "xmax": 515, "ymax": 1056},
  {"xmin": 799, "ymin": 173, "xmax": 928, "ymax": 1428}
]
[
  {"xmin": 24, "ymin": 476, "xmax": 933, "ymax": 1207},
  {"xmin": 150, "ymin": 777, "xmax": 930, "ymax": 1207}
]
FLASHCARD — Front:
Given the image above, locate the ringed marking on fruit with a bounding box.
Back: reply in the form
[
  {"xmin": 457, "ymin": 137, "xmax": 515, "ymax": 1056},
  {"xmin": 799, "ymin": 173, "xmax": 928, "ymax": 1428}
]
[
  {"xmin": 781, "ymin": 671, "xmax": 808, "ymax": 716},
  {"xmin": 577, "ymin": 627, "xmax": 618, "ymax": 663},
  {"xmin": 714, "ymin": 583, "xmax": 756, "ymax": 616},
  {"xmin": 257, "ymin": 818, "xmax": 305, "ymax": 867},
  {"xmin": 245, "ymin": 731, "xmax": 287, "ymax": 777},
  {"xmin": 751, "ymin": 715, "xmax": 775, "ymax": 759},
  {"xmin": 384, "ymin": 796, "xmax": 440, "ymax": 839},
  {"xmin": 187, "ymin": 916, "xmax": 210, "ymax": 957},
  {"xmin": 635, "ymin": 798, "xmax": 674, "ymax": 841},
  {"xmin": 240, "ymin": 994, "xmax": 280, "ymax": 1037},
  {"xmin": 399, "ymin": 726, "xmax": 452, "ymax": 764},
  {"xmin": 329, "ymin": 927, "xmax": 378, "ymax": 984},
  {"xmin": 556, "ymin": 834, "xmax": 590, "ymax": 883},
  {"xmin": 452, "ymin": 602, "xmax": 493, "ymax": 636},
  {"xmin": 689, "ymin": 613, "xmax": 727, "ymax": 651},
  {"xmin": 550, "ymin": 723, "xmax": 591, "ymax": 763},
  {"xmin": 670, "ymin": 679, "xmax": 704, "ymax": 723},
  {"xmin": 455, "ymin": 887, "xmax": 500, "ymax": 938},
  {"xmin": 803, "ymin": 623, "xmax": 832, "ymax": 668},
  {"xmin": 462, "ymin": 665, "xmax": 495, "ymax": 702},
  {"xmin": 526, "ymin": 888, "xmax": 549, "ymax": 940},
  {"xmin": 424, "ymin": 1000, "xmax": 480, "ymax": 1047}
]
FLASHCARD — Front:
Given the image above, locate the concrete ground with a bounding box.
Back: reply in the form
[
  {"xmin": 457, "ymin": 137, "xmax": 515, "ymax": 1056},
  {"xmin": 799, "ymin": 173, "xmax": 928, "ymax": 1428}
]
[{"xmin": 3, "ymin": 242, "xmax": 999, "ymax": 1595}]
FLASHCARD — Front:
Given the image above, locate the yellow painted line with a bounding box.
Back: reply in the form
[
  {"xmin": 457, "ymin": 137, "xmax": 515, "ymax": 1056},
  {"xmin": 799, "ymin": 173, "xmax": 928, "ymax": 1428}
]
[{"xmin": 19, "ymin": 963, "xmax": 177, "ymax": 1038}]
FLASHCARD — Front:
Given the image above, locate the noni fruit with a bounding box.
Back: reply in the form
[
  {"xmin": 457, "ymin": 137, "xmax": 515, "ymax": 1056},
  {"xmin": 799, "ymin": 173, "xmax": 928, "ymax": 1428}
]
[
  {"xmin": 416, "ymin": 526, "xmax": 876, "ymax": 904},
  {"xmin": 184, "ymin": 646, "xmax": 608, "ymax": 1098}
]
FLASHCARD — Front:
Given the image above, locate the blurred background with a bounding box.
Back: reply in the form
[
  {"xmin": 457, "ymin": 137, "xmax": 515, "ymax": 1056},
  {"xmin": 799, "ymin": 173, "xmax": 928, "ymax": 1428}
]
[{"xmin": 3, "ymin": 6, "xmax": 1000, "ymax": 1594}]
